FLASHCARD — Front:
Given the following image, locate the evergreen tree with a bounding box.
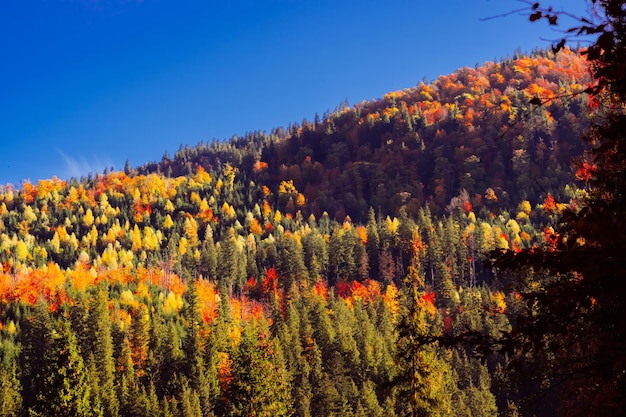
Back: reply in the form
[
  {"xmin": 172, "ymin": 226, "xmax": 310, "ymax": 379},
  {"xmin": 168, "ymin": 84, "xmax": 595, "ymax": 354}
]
[
  {"xmin": 160, "ymin": 321, "xmax": 185, "ymax": 398},
  {"xmin": 19, "ymin": 301, "xmax": 55, "ymax": 412},
  {"xmin": 179, "ymin": 381, "xmax": 203, "ymax": 417},
  {"xmin": 309, "ymin": 341, "xmax": 343, "ymax": 417},
  {"xmin": 182, "ymin": 280, "xmax": 216, "ymax": 415},
  {"xmin": 29, "ymin": 318, "xmax": 96, "ymax": 417},
  {"xmin": 199, "ymin": 226, "xmax": 218, "ymax": 280},
  {"xmin": 327, "ymin": 225, "xmax": 358, "ymax": 285},
  {"xmin": 366, "ymin": 208, "xmax": 381, "ymax": 280},
  {"xmin": 117, "ymin": 336, "xmax": 139, "ymax": 416},
  {"xmin": 87, "ymin": 287, "xmax": 120, "ymax": 417},
  {"xmin": 228, "ymin": 319, "xmax": 293, "ymax": 417},
  {"xmin": 84, "ymin": 357, "xmax": 105, "ymax": 417},
  {"xmin": 276, "ymin": 231, "xmax": 308, "ymax": 289},
  {"xmin": 395, "ymin": 231, "xmax": 451, "ymax": 417},
  {"xmin": 245, "ymin": 233, "xmax": 259, "ymax": 283},
  {"xmin": 450, "ymin": 349, "xmax": 498, "ymax": 417},
  {"xmin": 0, "ymin": 338, "xmax": 22, "ymax": 416},
  {"xmin": 217, "ymin": 228, "xmax": 240, "ymax": 291},
  {"xmin": 302, "ymin": 228, "xmax": 328, "ymax": 282}
]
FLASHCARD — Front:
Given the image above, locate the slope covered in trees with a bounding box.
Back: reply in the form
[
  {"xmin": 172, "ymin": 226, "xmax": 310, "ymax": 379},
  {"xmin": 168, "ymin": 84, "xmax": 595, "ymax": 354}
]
[
  {"xmin": 0, "ymin": 47, "xmax": 600, "ymax": 416},
  {"xmin": 141, "ymin": 47, "xmax": 591, "ymax": 222}
]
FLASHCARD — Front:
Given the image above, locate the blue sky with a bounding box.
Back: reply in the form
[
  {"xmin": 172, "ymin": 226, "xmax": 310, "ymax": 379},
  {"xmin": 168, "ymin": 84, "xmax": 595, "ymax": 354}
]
[{"xmin": 0, "ymin": 0, "xmax": 588, "ymax": 186}]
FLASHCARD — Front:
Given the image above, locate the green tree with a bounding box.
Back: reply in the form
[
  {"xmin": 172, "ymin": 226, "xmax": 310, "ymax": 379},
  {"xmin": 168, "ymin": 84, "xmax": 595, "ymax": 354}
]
[
  {"xmin": 117, "ymin": 335, "xmax": 139, "ymax": 416},
  {"xmin": 228, "ymin": 319, "xmax": 293, "ymax": 417},
  {"xmin": 276, "ymin": 231, "xmax": 309, "ymax": 289},
  {"xmin": 395, "ymin": 231, "xmax": 451, "ymax": 417},
  {"xmin": 29, "ymin": 318, "xmax": 96, "ymax": 417},
  {"xmin": 449, "ymin": 349, "xmax": 497, "ymax": 417},
  {"xmin": 366, "ymin": 208, "xmax": 381, "ymax": 280},
  {"xmin": 182, "ymin": 280, "xmax": 217, "ymax": 415},
  {"xmin": 302, "ymin": 228, "xmax": 328, "ymax": 282},
  {"xmin": 87, "ymin": 287, "xmax": 120, "ymax": 417},
  {"xmin": 179, "ymin": 381, "xmax": 203, "ymax": 417},
  {"xmin": 0, "ymin": 337, "xmax": 22, "ymax": 416},
  {"xmin": 327, "ymin": 225, "xmax": 358, "ymax": 285},
  {"xmin": 217, "ymin": 227, "xmax": 241, "ymax": 291},
  {"xmin": 199, "ymin": 226, "xmax": 218, "ymax": 280},
  {"xmin": 19, "ymin": 301, "xmax": 55, "ymax": 412}
]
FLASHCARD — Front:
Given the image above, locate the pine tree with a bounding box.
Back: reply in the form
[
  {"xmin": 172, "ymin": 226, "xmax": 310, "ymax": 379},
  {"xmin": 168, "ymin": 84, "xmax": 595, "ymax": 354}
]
[
  {"xmin": 182, "ymin": 280, "xmax": 216, "ymax": 415},
  {"xmin": 29, "ymin": 318, "xmax": 96, "ymax": 417},
  {"xmin": 117, "ymin": 336, "xmax": 138, "ymax": 416},
  {"xmin": 87, "ymin": 287, "xmax": 120, "ymax": 417},
  {"xmin": 217, "ymin": 227, "xmax": 239, "ymax": 291},
  {"xmin": 0, "ymin": 337, "xmax": 22, "ymax": 416},
  {"xmin": 179, "ymin": 381, "xmax": 203, "ymax": 417},
  {"xmin": 327, "ymin": 226, "xmax": 357, "ymax": 285},
  {"xmin": 395, "ymin": 231, "xmax": 451, "ymax": 417},
  {"xmin": 366, "ymin": 208, "xmax": 381, "ymax": 280},
  {"xmin": 19, "ymin": 300, "xmax": 55, "ymax": 412},
  {"xmin": 450, "ymin": 349, "xmax": 497, "ymax": 417},
  {"xmin": 309, "ymin": 341, "xmax": 342, "ymax": 417},
  {"xmin": 199, "ymin": 226, "xmax": 218, "ymax": 280},
  {"xmin": 276, "ymin": 231, "xmax": 308, "ymax": 289},
  {"xmin": 302, "ymin": 229, "xmax": 328, "ymax": 282},
  {"xmin": 228, "ymin": 319, "xmax": 293, "ymax": 417}
]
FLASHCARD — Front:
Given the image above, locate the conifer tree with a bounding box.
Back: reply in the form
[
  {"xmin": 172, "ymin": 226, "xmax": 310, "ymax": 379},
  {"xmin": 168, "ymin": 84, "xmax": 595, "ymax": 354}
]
[
  {"xmin": 29, "ymin": 318, "xmax": 96, "ymax": 417},
  {"xmin": 87, "ymin": 287, "xmax": 120, "ymax": 417},
  {"xmin": 179, "ymin": 381, "xmax": 203, "ymax": 417},
  {"xmin": 19, "ymin": 300, "xmax": 55, "ymax": 412},
  {"xmin": 217, "ymin": 228, "xmax": 239, "ymax": 291},
  {"xmin": 182, "ymin": 280, "xmax": 216, "ymax": 415},
  {"xmin": 395, "ymin": 231, "xmax": 451, "ymax": 417},
  {"xmin": 366, "ymin": 208, "xmax": 381, "ymax": 280},
  {"xmin": 228, "ymin": 319, "xmax": 293, "ymax": 417},
  {"xmin": 0, "ymin": 338, "xmax": 22, "ymax": 416},
  {"xmin": 327, "ymin": 225, "xmax": 357, "ymax": 285},
  {"xmin": 309, "ymin": 340, "xmax": 343, "ymax": 417},
  {"xmin": 117, "ymin": 336, "xmax": 140, "ymax": 416},
  {"xmin": 302, "ymin": 229, "xmax": 328, "ymax": 282},
  {"xmin": 276, "ymin": 231, "xmax": 308, "ymax": 289}
]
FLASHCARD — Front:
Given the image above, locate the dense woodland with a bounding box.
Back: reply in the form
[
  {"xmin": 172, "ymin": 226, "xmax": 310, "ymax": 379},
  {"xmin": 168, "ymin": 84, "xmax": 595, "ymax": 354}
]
[{"xmin": 0, "ymin": 44, "xmax": 612, "ymax": 417}]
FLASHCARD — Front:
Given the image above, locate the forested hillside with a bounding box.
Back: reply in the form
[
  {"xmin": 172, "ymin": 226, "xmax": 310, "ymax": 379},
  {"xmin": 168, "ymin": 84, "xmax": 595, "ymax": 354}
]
[
  {"xmin": 141, "ymin": 47, "xmax": 590, "ymax": 221},
  {"xmin": 0, "ymin": 48, "xmax": 595, "ymax": 416}
]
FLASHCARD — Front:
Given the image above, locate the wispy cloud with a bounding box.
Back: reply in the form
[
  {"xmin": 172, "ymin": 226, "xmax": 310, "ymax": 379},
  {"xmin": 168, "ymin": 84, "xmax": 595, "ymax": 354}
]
[{"xmin": 57, "ymin": 150, "xmax": 116, "ymax": 180}]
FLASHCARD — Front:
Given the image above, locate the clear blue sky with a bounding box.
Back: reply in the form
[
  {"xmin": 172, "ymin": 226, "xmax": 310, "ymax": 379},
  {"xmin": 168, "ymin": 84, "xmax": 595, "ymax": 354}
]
[{"xmin": 0, "ymin": 0, "xmax": 588, "ymax": 186}]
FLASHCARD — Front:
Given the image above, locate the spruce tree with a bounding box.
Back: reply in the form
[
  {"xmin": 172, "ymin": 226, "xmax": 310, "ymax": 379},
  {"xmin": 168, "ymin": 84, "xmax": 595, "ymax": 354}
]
[
  {"xmin": 302, "ymin": 229, "xmax": 328, "ymax": 282},
  {"xmin": 19, "ymin": 300, "xmax": 55, "ymax": 412},
  {"xmin": 228, "ymin": 319, "xmax": 293, "ymax": 417},
  {"xmin": 217, "ymin": 228, "xmax": 239, "ymax": 291},
  {"xmin": 182, "ymin": 280, "xmax": 215, "ymax": 415},
  {"xmin": 29, "ymin": 318, "xmax": 96, "ymax": 417},
  {"xmin": 276, "ymin": 231, "xmax": 308, "ymax": 289},
  {"xmin": 395, "ymin": 231, "xmax": 451, "ymax": 417},
  {"xmin": 0, "ymin": 338, "xmax": 22, "ymax": 416},
  {"xmin": 87, "ymin": 287, "xmax": 120, "ymax": 417}
]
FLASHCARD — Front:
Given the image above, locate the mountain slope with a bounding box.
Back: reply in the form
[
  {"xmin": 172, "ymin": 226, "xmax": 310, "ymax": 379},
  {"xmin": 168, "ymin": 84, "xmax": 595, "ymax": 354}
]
[{"xmin": 141, "ymin": 47, "xmax": 591, "ymax": 222}]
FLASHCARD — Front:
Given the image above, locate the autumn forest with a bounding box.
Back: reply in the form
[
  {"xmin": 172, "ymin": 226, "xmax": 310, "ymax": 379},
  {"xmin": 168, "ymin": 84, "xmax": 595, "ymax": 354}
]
[{"xmin": 0, "ymin": 38, "xmax": 621, "ymax": 417}]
